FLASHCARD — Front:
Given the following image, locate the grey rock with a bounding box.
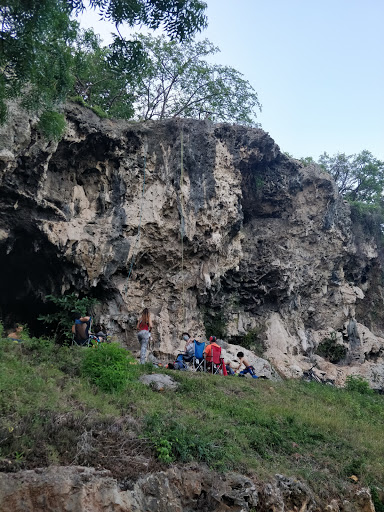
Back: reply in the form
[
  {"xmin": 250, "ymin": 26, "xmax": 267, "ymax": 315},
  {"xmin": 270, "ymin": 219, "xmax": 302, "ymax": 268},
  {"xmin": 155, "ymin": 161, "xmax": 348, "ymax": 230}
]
[{"xmin": 139, "ymin": 373, "xmax": 179, "ymax": 391}]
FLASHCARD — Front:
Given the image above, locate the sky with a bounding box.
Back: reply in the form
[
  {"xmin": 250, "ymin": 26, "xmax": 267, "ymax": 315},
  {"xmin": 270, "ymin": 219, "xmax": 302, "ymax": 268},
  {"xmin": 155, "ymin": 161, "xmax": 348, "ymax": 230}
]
[{"xmin": 77, "ymin": 0, "xmax": 384, "ymax": 160}]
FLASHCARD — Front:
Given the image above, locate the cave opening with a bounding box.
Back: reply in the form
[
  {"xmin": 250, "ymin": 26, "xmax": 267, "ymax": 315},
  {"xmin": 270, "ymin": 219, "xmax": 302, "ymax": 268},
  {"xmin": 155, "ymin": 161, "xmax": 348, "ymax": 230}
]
[{"xmin": 0, "ymin": 227, "xmax": 86, "ymax": 338}]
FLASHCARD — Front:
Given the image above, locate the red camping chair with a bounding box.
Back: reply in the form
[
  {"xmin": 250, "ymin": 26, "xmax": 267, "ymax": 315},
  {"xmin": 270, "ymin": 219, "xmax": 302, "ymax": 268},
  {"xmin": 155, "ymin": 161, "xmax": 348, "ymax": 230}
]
[{"xmin": 206, "ymin": 345, "xmax": 227, "ymax": 375}]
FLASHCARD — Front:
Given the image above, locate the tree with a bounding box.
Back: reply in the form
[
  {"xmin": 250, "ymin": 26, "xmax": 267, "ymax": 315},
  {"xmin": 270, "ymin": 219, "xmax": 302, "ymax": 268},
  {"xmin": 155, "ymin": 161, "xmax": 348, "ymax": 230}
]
[
  {"xmin": 130, "ymin": 34, "xmax": 261, "ymax": 124},
  {"xmin": 0, "ymin": 0, "xmax": 207, "ymax": 133},
  {"xmin": 71, "ymin": 0, "xmax": 208, "ymax": 42},
  {"xmin": 71, "ymin": 29, "xmax": 137, "ymax": 119},
  {"xmin": 319, "ymin": 151, "xmax": 384, "ymax": 204},
  {"xmin": 0, "ymin": 0, "xmax": 77, "ymax": 126}
]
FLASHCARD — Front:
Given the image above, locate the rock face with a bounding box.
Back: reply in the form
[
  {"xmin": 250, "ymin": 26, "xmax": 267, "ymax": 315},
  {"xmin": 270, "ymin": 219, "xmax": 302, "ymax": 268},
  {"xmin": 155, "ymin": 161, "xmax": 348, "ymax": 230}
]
[
  {"xmin": 1, "ymin": 102, "xmax": 384, "ymax": 388},
  {"xmin": 0, "ymin": 465, "xmax": 376, "ymax": 512}
]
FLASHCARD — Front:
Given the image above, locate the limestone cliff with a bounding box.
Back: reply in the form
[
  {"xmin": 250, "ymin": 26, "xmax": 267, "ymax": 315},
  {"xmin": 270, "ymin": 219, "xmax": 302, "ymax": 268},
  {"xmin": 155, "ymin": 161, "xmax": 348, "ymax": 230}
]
[{"xmin": 1, "ymin": 102, "xmax": 384, "ymax": 388}]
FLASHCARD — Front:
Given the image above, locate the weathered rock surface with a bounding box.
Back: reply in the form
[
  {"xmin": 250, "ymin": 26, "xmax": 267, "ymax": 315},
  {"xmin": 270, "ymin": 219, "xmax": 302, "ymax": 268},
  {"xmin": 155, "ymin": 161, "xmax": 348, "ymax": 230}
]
[
  {"xmin": 1, "ymin": 102, "xmax": 384, "ymax": 388},
  {"xmin": 139, "ymin": 373, "xmax": 179, "ymax": 391},
  {"xmin": 0, "ymin": 466, "xmax": 376, "ymax": 512}
]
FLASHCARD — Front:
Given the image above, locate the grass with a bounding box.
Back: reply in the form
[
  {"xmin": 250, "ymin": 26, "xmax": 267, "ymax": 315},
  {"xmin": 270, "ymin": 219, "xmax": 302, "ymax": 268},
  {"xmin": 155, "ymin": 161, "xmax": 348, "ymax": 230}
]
[{"xmin": 0, "ymin": 337, "xmax": 383, "ymax": 501}]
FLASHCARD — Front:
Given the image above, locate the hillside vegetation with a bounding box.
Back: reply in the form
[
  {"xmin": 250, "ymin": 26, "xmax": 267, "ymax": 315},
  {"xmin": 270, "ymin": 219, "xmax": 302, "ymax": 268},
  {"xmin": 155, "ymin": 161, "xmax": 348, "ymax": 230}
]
[{"xmin": 0, "ymin": 337, "xmax": 384, "ymax": 505}]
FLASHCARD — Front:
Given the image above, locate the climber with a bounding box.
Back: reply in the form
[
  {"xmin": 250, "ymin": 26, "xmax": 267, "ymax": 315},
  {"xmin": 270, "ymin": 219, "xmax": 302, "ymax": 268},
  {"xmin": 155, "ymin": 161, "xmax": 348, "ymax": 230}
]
[
  {"xmin": 136, "ymin": 308, "xmax": 153, "ymax": 364},
  {"xmin": 72, "ymin": 312, "xmax": 91, "ymax": 346},
  {"xmin": 236, "ymin": 352, "xmax": 258, "ymax": 379}
]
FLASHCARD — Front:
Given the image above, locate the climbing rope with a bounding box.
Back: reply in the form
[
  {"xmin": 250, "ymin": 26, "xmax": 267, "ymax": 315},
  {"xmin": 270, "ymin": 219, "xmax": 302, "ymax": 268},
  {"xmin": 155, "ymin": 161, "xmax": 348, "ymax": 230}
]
[
  {"xmin": 123, "ymin": 143, "xmax": 147, "ymax": 296},
  {"xmin": 180, "ymin": 128, "xmax": 186, "ymax": 327}
]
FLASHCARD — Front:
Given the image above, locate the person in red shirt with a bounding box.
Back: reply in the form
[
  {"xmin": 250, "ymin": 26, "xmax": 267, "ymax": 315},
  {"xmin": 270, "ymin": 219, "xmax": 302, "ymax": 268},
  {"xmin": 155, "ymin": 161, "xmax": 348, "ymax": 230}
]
[{"xmin": 204, "ymin": 336, "xmax": 220, "ymax": 357}]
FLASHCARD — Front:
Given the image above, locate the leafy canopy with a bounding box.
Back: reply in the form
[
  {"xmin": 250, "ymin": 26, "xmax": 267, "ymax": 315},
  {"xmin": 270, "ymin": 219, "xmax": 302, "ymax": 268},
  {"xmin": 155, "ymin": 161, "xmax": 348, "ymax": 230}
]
[
  {"xmin": 130, "ymin": 34, "xmax": 261, "ymax": 124},
  {"xmin": 0, "ymin": 0, "xmax": 207, "ymax": 133},
  {"xmin": 71, "ymin": 28, "xmax": 138, "ymax": 119},
  {"xmin": 319, "ymin": 150, "xmax": 384, "ymax": 204}
]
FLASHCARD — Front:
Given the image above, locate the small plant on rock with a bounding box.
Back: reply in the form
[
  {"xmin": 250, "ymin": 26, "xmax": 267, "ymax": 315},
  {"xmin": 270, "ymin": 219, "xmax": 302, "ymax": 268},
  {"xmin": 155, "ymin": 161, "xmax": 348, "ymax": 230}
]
[{"xmin": 316, "ymin": 331, "xmax": 347, "ymax": 363}]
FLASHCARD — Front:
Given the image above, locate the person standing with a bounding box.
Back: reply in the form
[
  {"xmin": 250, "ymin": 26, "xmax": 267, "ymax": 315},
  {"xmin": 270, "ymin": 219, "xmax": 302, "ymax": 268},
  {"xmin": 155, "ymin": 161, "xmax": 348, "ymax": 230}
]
[{"xmin": 136, "ymin": 308, "xmax": 152, "ymax": 364}]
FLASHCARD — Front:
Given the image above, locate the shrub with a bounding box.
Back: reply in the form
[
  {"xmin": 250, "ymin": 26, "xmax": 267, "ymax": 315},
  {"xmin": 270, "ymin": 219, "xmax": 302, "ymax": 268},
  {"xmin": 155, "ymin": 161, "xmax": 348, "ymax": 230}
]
[
  {"xmin": 81, "ymin": 343, "xmax": 138, "ymax": 392},
  {"xmin": 90, "ymin": 105, "xmax": 108, "ymax": 118},
  {"xmin": 316, "ymin": 332, "xmax": 347, "ymax": 363},
  {"xmin": 345, "ymin": 375, "xmax": 373, "ymax": 395}
]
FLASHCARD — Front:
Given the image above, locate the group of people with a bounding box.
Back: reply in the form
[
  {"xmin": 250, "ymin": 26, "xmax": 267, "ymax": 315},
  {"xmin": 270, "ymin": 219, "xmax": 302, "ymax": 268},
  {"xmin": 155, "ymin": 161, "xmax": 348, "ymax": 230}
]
[
  {"xmin": 179, "ymin": 332, "xmax": 258, "ymax": 377},
  {"xmin": 5, "ymin": 310, "xmax": 258, "ymax": 380},
  {"xmin": 135, "ymin": 308, "xmax": 258, "ymax": 377}
]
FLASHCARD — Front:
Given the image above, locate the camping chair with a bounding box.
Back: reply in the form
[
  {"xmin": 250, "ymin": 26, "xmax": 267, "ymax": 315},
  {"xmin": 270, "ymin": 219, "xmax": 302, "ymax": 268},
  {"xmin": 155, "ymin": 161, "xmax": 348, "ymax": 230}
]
[
  {"xmin": 206, "ymin": 345, "xmax": 227, "ymax": 375},
  {"xmin": 72, "ymin": 317, "xmax": 95, "ymax": 347},
  {"xmin": 190, "ymin": 340, "xmax": 206, "ymax": 372},
  {"xmin": 72, "ymin": 335, "xmax": 91, "ymax": 347}
]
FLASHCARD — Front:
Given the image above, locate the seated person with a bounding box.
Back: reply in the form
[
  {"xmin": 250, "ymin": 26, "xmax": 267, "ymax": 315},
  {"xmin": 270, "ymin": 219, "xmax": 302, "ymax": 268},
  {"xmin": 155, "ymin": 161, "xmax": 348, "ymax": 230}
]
[
  {"xmin": 225, "ymin": 361, "xmax": 236, "ymax": 375},
  {"xmin": 94, "ymin": 324, "xmax": 108, "ymax": 342},
  {"xmin": 181, "ymin": 332, "xmax": 194, "ymax": 361},
  {"xmin": 204, "ymin": 336, "xmax": 220, "ymax": 359},
  {"xmin": 72, "ymin": 312, "xmax": 91, "ymax": 345},
  {"xmin": 236, "ymin": 351, "xmax": 258, "ymax": 379},
  {"xmin": 7, "ymin": 324, "xmax": 23, "ymax": 343}
]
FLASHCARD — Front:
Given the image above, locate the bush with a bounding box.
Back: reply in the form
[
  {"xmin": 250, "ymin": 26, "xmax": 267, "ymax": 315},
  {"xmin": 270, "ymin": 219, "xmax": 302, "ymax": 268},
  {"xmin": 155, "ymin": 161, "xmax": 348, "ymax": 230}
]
[
  {"xmin": 90, "ymin": 105, "xmax": 108, "ymax": 118},
  {"xmin": 38, "ymin": 293, "xmax": 99, "ymax": 343},
  {"xmin": 316, "ymin": 332, "xmax": 347, "ymax": 363},
  {"xmin": 345, "ymin": 375, "xmax": 373, "ymax": 395},
  {"xmin": 81, "ymin": 343, "xmax": 138, "ymax": 392}
]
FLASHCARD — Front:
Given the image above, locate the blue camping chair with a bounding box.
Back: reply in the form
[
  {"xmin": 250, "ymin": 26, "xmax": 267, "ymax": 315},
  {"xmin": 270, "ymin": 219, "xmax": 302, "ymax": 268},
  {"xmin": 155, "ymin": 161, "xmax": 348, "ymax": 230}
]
[{"xmin": 190, "ymin": 340, "xmax": 205, "ymax": 372}]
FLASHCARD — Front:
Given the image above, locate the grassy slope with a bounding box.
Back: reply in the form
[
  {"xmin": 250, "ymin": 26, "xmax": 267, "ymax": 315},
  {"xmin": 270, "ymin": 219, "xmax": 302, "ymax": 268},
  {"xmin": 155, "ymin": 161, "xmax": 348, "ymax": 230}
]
[{"xmin": 0, "ymin": 338, "xmax": 383, "ymax": 503}]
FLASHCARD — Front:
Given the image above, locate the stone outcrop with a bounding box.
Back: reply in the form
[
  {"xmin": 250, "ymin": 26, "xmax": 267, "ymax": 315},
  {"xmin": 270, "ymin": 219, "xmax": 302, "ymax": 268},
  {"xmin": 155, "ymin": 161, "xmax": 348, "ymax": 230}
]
[
  {"xmin": 0, "ymin": 466, "xmax": 376, "ymax": 512},
  {"xmin": 1, "ymin": 102, "xmax": 384, "ymax": 388}
]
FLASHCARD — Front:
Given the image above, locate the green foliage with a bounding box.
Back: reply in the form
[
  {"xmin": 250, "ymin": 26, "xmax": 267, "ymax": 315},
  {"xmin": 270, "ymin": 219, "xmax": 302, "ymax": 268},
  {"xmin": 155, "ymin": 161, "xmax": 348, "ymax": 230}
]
[
  {"xmin": 71, "ymin": 0, "xmax": 207, "ymax": 42},
  {"xmin": 349, "ymin": 200, "xmax": 384, "ymax": 246},
  {"xmin": 71, "ymin": 29, "xmax": 136, "ymax": 119},
  {"xmin": 319, "ymin": 150, "xmax": 384, "ymax": 205},
  {"xmin": 90, "ymin": 105, "xmax": 108, "ymax": 118},
  {"xmin": 37, "ymin": 110, "xmax": 66, "ymax": 140},
  {"xmin": 345, "ymin": 375, "xmax": 374, "ymax": 395},
  {"xmin": 130, "ymin": 34, "xmax": 261, "ymax": 124},
  {"xmin": 240, "ymin": 327, "xmax": 266, "ymax": 356},
  {"xmin": 0, "ymin": 0, "xmax": 207, "ymax": 123},
  {"xmin": 0, "ymin": 0, "xmax": 77, "ymax": 122},
  {"xmin": 0, "ymin": 321, "xmax": 4, "ymax": 339},
  {"xmin": 154, "ymin": 438, "xmax": 174, "ymax": 464},
  {"xmin": 299, "ymin": 156, "xmax": 316, "ymax": 167},
  {"xmin": 81, "ymin": 343, "xmax": 138, "ymax": 392},
  {"xmin": 145, "ymin": 412, "xmax": 228, "ymax": 468},
  {"xmin": 371, "ymin": 487, "xmax": 384, "ymax": 512},
  {"xmin": 38, "ymin": 293, "xmax": 98, "ymax": 342},
  {"xmin": 203, "ymin": 309, "xmax": 227, "ymax": 338},
  {"xmin": 316, "ymin": 331, "xmax": 347, "ymax": 364}
]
